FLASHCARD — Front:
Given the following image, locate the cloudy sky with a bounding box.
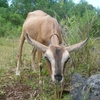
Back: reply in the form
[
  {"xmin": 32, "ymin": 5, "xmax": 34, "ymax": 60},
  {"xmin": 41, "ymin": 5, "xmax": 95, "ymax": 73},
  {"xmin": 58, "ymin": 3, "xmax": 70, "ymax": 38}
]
[{"xmin": 74, "ymin": 0, "xmax": 100, "ymax": 8}]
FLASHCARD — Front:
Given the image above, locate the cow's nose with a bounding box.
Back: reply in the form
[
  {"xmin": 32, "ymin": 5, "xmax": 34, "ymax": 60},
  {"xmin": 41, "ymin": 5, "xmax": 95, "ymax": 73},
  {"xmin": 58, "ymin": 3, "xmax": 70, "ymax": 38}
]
[{"xmin": 54, "ymin": 74, "xmax": 62, "ymax": 82}]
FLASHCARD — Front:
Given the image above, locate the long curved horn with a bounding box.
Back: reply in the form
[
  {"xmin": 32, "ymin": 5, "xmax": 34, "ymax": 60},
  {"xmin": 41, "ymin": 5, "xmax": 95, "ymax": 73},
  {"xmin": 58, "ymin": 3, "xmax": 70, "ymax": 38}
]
[
  {"xmin": 26, "ymin": 33, "xmax": 48, "ymax": 52},
  {"xmin": 66, "ymin": 37, "xmax": 89, "ymax": 52}
]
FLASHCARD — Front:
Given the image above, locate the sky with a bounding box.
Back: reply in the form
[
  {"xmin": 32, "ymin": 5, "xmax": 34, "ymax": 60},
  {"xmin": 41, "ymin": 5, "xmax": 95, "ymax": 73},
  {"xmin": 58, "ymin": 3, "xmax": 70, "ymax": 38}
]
[{"xmin": 74, "ymin": 0, "xmax": 100, "ymax": 8}]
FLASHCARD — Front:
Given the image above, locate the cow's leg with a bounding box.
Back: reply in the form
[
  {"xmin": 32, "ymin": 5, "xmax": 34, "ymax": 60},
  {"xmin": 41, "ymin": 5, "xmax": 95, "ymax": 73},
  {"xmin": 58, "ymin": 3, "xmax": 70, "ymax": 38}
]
[
  {"xmin": 32, "ymin": 47, "xmax": 37, "ymax": 71},
  {"xmin": 37, "ymin": 50, "xmax": 43, "ymax": 84},
  {"xmin": 16, "ymin": 34, "xmax": 25, "ymax": 76}
]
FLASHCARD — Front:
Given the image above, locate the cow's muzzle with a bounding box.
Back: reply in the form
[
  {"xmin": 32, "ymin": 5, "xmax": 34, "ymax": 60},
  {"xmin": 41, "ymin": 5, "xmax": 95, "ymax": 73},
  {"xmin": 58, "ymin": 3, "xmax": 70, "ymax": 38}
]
[{"xmin": 54, "ymin": 74, "xmax": 62, "ymax": 82}]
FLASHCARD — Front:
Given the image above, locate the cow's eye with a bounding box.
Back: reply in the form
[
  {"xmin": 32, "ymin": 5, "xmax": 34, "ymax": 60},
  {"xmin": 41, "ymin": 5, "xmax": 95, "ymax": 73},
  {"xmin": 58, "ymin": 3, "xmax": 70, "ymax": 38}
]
[{"xmin": 44, "ymin": 56, "xmax": 49, "ymax": 62}]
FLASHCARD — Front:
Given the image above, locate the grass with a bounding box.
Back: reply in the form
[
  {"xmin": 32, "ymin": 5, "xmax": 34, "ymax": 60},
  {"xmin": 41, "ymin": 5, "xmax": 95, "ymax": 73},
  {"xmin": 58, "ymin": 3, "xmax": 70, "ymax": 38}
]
[
  {"xmin": 0, "ymin": 37, "xmax": 71, "ymax": 100},
  {"xmin": 0, "ymin": 36, "xmax": 100, "ymax": 100}
]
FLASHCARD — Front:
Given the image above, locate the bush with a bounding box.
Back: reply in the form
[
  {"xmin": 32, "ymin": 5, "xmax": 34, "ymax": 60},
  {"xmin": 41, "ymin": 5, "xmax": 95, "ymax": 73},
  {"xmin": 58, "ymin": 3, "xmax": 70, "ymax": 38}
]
[
  {"xmin": 0, "ymin": 18, "xmax": 22, "ymax": 38},
  {"xmin": 0, "ymin": 16, "xmax": 6, "ymax": 37},
  {"xmin": 60, "ymin": 9, "xmax": 100, "ymax": 78},
  {"xmin": 0, "ymin": 8, "xmax": 23, "ymax": 37},
  {"xmin": 9, "ymin": 13, "xmax": 24, "ymax": 26}
]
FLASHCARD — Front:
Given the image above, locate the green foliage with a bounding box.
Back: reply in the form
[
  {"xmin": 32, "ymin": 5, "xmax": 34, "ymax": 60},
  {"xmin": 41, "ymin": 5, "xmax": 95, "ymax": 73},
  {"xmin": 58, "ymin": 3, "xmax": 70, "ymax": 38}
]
[
  {"xmin": 10, "ymin": 0, "xmax": 35, "ymax": 18},
  {"xmin": 0, "ymin": 7, "xmax": 9, "ymax": 19},
  {"xmin": 0, "ymin": 15, "xmax": 6, "ymax": 37},
  {"xmin": 0, "ymin": 7, "xmax": 23, "ymax": 37},
  {"xmin": 74, "ymin": 0, "xmax": 95, "ymax": 17},
  {"xmin": 0, "ymin": 21, "xmax": 22, "ymax": 37},
  {"xmin": 9, "ymin": 13, "xmax": 24, "ymax": 26},
  {"xmin": 60, "ymin": 8, "xmax": 100, "ymax": 78},
  {"xmin": 0, "ymin": 0, "xmax": 100, "ymax": 37},
  {"xmin": 92, "ymin": 13, "xmax": 100, "ymax": 37},
  {"xmin": 0, "ymin": 0, "xmax": 8, "ymax": 8}
]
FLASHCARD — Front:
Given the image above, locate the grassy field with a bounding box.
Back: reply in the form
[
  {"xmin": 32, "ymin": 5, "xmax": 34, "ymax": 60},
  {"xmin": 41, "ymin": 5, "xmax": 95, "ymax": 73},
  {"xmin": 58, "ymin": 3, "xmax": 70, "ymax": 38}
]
[
  {"xmin": 0, "ymin": 37, "xmax": 72, "ymax": 100},
  {"xmin": 0, "ymin": 37, "xmax": 100, "ymax": 100}
]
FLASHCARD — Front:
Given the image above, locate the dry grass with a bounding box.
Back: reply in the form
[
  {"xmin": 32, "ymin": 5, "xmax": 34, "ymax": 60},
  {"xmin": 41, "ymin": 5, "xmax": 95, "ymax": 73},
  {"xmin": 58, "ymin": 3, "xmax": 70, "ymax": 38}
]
[
  {"xmin": 0, "ymin": 37, "xmax": 100, "ymax": 100},
  {"xmin": 0, "ymin": 37, "xmax": 71, "ymax": 100}
]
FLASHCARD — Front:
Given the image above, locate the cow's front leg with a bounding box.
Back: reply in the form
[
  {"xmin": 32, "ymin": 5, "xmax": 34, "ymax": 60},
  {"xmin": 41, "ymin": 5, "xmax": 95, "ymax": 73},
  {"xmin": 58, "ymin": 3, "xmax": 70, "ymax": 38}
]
[{"xmin": 16, "ymin": 34, "xmax": 25, "ymax": 76}]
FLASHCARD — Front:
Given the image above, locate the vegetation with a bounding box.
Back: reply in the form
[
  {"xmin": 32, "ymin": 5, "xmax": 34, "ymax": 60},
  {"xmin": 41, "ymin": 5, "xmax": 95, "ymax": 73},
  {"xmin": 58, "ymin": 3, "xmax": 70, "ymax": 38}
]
[{"xmin": 0, "ymin": 0, "xmax": 100, "ymax": 99}]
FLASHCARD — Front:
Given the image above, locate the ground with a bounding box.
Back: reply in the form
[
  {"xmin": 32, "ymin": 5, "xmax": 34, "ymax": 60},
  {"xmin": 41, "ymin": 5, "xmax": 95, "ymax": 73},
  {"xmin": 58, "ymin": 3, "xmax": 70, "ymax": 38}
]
[
  {"xmin": 0, "ymin": 37, "xmax": 100, "ymax": 100},
  {"xmin": 0, "ymin": 37, "xmax": 71, "ymax": 100}
]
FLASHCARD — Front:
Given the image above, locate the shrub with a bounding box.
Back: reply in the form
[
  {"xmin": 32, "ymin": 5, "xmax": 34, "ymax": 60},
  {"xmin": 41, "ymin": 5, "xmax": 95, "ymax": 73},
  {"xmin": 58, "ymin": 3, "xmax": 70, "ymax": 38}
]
[
  {"xmin": 60, "ymin": 9, "xmax": 100, "ymax": 79},
  {"xmin": 9, "ymin": 13, "xmax": 24, "ymax": 26}
]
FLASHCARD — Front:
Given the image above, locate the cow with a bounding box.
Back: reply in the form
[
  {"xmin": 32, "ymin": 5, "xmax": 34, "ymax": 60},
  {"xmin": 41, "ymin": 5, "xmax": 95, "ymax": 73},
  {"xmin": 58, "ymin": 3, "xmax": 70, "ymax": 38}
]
[{"xmin": 16, "ymin": 10, "xmax": 89, "ymax": 98}]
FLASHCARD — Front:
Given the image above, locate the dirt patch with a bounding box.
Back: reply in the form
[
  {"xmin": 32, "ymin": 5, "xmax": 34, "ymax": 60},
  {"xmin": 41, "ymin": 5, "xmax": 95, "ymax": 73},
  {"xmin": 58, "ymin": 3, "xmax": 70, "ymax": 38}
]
[{"xmin": 1, "ymin": 82, "xmax": 39, "ymax": 100}]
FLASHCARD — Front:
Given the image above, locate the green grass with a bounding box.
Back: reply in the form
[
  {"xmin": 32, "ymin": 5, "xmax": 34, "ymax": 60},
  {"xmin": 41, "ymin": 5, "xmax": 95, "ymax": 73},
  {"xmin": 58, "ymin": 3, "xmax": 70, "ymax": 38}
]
[
  {"xmin": 0, "ymin": 37, "xmax": 72, "ymax": 100},
  {"xmin": 0, "ymin": 36, "xmax": 100, "ymax": 100}
]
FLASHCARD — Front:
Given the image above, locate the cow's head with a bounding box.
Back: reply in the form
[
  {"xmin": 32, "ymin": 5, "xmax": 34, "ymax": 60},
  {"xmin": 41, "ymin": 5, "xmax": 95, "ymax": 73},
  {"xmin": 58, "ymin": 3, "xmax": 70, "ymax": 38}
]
[{"xmin": 26, "ymin": 33, "xmax": 89, "ymax": 83}]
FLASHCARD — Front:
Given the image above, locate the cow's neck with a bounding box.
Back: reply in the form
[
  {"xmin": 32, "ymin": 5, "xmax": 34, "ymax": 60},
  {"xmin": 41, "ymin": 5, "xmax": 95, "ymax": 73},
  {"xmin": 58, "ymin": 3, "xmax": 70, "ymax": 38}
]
[{"xmin": 50, "ymin": 34, "xmax": 59, "ymax": 46}]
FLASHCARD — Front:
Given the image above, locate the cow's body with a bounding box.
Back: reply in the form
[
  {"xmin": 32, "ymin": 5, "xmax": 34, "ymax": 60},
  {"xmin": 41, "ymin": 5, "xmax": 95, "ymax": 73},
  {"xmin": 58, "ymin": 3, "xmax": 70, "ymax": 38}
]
[
  {"xmin": 23, "ymin": 10, "xmax": 62, "ymax": 45},
  {"xmin": 16, "ymin": 9, "xmax": 89, "ymax": 79},
  {"xmin": 16, "ymin": 10, "xmax": 89, "ymax": 98},
  {"xmin": 16, "ymin": 10, "xmax": 62, "ymax": 76}
]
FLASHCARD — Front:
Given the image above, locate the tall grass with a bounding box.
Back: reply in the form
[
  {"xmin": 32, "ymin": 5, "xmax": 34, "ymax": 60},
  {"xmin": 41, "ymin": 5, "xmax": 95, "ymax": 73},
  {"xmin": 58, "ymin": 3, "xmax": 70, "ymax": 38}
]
[{"xmin": 60, "ymin": 9, "xmax": 100, "ymax": 80}]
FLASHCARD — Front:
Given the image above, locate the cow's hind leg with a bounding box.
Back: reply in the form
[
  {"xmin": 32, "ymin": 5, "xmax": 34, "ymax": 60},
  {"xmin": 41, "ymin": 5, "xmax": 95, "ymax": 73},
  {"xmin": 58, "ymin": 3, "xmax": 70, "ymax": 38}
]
[
  {"xmin": 16, "ymin": 34, "xmax": 25, "ymax": 76},
  {"xmin": 32, "ymin": 47, "xmax": 37, "ymax": 71},
  {"xmin": 37, "ymin": 50, "xmax": 43, "ymax": 84}
]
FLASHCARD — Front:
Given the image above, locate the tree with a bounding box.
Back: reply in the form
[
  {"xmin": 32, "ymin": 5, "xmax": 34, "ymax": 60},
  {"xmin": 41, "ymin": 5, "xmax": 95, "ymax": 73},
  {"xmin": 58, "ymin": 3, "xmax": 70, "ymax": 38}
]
[
  {"xmin": 0, "ymin": 0, "xmax": 8, "ymax": 8},
  {"xmin": 74, "ymin": 0, "xmax": 95, "ymax": 17},
  {"xmin": 10, "ymin": 0, "xmax": 76, "ymax": 20},
  {"xmin": 10, "ymin": 0, "xmax": 35, "ymax": 18}
]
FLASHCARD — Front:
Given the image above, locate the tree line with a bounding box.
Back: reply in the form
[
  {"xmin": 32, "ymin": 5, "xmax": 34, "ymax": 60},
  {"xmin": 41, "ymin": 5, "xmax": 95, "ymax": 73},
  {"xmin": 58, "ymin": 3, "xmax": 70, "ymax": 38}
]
[{"xmin": 0, "ymin": 0, "xmax": 100, "ymax": 37}]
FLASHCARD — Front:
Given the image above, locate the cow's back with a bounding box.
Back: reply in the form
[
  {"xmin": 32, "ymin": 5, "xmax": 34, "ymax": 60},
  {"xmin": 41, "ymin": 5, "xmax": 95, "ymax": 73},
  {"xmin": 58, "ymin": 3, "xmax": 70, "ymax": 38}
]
[
  {"xmin": 22, "ymin": 10, "xmax": 62, "ymax": 45},
  {"xmin": 25, "ymin": 10, "xmax": 47, "ymax": 21}
]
